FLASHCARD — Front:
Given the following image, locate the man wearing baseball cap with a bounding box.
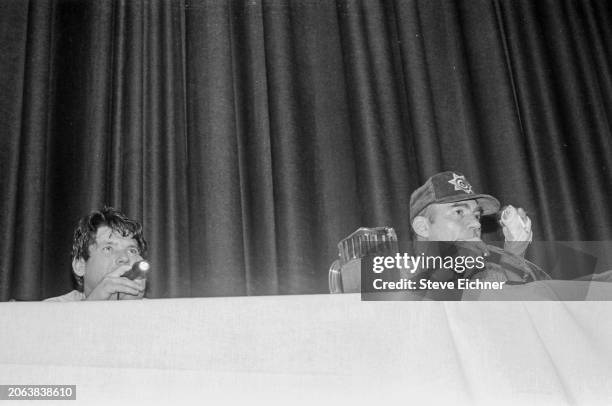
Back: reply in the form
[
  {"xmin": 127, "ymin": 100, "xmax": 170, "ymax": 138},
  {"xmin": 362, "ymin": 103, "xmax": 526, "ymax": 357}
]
[{"xmin": 409, "ymin": 171, "xmax": 547, "ymax": 284}]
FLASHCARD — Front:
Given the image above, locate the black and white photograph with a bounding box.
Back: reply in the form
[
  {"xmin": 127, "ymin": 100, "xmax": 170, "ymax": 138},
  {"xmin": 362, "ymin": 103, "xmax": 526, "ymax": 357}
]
[{"xmin": 1, "ymin": 0, "xmax": 612, "ymax": 404}]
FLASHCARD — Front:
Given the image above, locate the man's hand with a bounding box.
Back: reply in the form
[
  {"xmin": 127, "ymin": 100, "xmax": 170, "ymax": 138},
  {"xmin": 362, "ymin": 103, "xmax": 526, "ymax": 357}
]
[
  {"xmin": 118, "ymin": 278, "xmax": 146, "ymax": 300},
  {"xmin": 501, "ymin": 206, "xmax": 532, "ymax": 257},
  {"xmin": 86, "ymin": 266, "xmax": 146, "ymax": 301}
]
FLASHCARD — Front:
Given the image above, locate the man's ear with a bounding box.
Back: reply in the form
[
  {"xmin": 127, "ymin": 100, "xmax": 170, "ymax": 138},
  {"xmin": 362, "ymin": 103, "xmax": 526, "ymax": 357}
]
[
  {"xmin": 72, "ymin": 258, "xmax": 86, "ymax": 277},
  {"xmin": 411, "ymin": 216, "xmax": 430, "ymax": 239}
]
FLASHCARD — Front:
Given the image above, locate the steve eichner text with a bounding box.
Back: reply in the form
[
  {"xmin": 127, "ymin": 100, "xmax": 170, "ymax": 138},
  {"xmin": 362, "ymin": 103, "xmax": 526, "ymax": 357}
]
[
  {"xmin": 372, "ymin": 253, "xmax": 486, "ymax": 274},
  {"xmin": 372, "ymin": 278, "xmax": 505, "ymax": 290}
]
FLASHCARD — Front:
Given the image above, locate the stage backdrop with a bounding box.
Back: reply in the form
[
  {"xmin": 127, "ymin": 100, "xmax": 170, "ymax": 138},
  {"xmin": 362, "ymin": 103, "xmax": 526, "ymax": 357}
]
[{"xmin": 1, "ymin": 0, "xmax": 611, "ymax": 300}]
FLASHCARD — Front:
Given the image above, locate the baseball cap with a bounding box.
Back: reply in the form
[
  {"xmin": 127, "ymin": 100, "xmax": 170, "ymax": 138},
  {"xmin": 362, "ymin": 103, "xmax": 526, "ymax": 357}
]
[{"xmin": 410, "ymin": 171, "xmax": 500, "ymax": 221}]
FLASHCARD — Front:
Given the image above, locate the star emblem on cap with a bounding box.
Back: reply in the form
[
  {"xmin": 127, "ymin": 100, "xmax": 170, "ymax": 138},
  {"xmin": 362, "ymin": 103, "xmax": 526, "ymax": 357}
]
[{"xmin": 448, "ymin": 173, "xmax": 473, "ymax": 194}]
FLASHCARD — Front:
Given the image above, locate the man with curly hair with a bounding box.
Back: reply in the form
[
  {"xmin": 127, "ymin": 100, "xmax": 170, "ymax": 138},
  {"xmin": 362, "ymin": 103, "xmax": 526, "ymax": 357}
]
[{"xmin": 45, "ymin": 207, "xmax": 148, "ymax": 301}]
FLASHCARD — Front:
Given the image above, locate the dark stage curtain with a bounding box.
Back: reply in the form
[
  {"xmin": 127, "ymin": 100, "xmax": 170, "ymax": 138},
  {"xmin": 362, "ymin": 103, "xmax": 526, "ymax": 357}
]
[{"xmin": 1, "ymin": 0, "xmax": 611, "ymax": 300}]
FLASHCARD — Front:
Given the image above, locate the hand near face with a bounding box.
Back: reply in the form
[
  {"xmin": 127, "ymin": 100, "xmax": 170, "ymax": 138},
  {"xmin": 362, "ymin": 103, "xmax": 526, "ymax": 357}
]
[
  {"xmin": 117, "ymin": 278, "xmax": 146, "ymax": 300},
  {"xmin": 501, "ymin": 206, "xmax": 533, "ymax": 257},
  {"xmin": 85, "ymin": 266, "xmax": 146, "ymax": 301}
]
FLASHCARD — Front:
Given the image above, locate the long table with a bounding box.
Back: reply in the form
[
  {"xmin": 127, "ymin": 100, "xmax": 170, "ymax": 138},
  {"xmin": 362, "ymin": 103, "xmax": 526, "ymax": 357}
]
[{"xmin": 2, "ymin": 292, "xmax": 612, "ymax": 405}]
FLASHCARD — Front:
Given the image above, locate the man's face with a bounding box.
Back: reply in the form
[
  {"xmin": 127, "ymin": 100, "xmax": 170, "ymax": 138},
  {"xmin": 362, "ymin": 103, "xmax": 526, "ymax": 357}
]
[
  {"xmin": 74, "ymin": 226, "xmax": 143, "ymax": 296},
  {"xmin": 421, "ymin": 200, "xmax": 483, "ymax": 241}
]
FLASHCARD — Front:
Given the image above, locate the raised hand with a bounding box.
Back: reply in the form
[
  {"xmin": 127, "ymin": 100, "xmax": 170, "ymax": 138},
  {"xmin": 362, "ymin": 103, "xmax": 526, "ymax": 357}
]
[
  {"xmin": 501, "ymin": 205, "xmax": 532, "ymax": 257},
  {"xmin": 86, "ymin": 266, "xmax": 146, "ymax": 301}
]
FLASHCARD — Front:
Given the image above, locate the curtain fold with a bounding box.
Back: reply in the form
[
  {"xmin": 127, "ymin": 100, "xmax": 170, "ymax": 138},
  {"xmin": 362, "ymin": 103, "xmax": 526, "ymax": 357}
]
[
  {"xmin": 6, "ymin": 0, "xmax": 56, "ymax": 299},
  {"xmin": 1, "ymin": 0, "xmax": 611, "ymax": 300}
]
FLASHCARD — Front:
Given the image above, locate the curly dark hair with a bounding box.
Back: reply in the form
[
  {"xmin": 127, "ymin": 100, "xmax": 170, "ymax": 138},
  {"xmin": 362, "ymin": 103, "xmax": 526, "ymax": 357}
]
[{"xmin": 72, "ymin": 207, "xmax": 147, "ymax": 290}]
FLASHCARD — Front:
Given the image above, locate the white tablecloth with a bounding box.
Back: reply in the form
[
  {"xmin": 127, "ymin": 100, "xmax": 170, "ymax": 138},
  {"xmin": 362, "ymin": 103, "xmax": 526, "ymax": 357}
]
[{"xmin": 1, "ymin": 292, "xmax": 612, "ymax": 405}]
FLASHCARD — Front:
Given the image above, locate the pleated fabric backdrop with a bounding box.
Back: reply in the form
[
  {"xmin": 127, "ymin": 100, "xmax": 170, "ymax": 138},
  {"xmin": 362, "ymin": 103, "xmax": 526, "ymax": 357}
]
[{"xmin": 1, "ymin": 0, "xmax": 611, "ymax": 300}]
